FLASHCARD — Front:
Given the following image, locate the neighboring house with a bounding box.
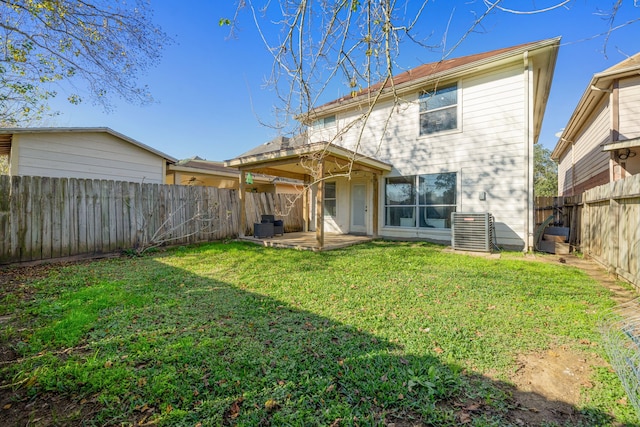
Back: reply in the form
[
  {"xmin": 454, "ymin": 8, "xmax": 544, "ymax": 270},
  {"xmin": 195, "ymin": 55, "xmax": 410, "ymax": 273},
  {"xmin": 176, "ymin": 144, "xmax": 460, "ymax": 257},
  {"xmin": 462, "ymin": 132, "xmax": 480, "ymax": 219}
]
[
  {"xmin": 166, "ymin": 156, "xmax": 301, "ymax": 194},
  {"xmin": 551, "ymin": 53, "xmax": 640, "ymax": 196},
  {"xmin": 0, "ymin": 127, "xmax": 176, "ymax": 184},
  {"xmin": 226, "ymin": 38, "xmax": 561, "ymax": 250}
]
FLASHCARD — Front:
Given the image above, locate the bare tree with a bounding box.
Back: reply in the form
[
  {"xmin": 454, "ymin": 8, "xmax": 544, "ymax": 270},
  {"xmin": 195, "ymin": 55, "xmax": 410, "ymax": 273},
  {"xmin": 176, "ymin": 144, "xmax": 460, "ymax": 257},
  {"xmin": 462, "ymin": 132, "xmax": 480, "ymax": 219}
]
[
  {"xmin": 123, "ymin": 188, "xmax": 225, "ymax": 256},
  {"xmin": 0, "ymin": 0, "xmax": 172, "ymax": 126},
  {"xmin": 225, "ymin": 0, "xmax": 635, "ymax": 183}
]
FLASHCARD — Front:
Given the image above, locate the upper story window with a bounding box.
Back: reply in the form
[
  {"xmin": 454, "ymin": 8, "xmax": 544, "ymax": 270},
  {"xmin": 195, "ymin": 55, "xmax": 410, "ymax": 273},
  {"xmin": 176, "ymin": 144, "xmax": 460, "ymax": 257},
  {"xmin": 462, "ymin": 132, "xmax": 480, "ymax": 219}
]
[
  {"xmin": 419, "ymin": 84, "xmax": 458, "ymax": 136},
  {"xmin": 312, "ymin": 115, "xmax": 336, "ymax": 129}
]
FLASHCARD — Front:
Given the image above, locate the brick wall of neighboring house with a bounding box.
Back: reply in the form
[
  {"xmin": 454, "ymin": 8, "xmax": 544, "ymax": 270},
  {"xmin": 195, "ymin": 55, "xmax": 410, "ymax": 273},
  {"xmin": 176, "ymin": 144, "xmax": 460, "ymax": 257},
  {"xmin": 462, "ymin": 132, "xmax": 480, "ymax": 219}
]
[{"xmin": 570, "ymin": 169, "xmax": 610, "ymax": 196}]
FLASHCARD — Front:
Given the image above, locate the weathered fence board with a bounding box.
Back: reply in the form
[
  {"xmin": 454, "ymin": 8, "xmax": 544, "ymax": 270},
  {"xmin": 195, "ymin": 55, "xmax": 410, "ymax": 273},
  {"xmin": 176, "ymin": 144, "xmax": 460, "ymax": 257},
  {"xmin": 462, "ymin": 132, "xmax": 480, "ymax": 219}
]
[
  {"xmin": 581, "ymin": 174, "xmax": 640, "ymax": 288},
  {"xmin": 0, "ymin": 175, "xmax": 303, "ymax": 265},
  {"xmin": 0, "ymin": 176, "xmax": 10, "ymax": 263},
  {"xmin": 536, "ymin": 178, "xmax": 639, "ymax": 289},
  {"xmin": 534, "ymin": 195, "xmax": 582, "ymax": 249}
]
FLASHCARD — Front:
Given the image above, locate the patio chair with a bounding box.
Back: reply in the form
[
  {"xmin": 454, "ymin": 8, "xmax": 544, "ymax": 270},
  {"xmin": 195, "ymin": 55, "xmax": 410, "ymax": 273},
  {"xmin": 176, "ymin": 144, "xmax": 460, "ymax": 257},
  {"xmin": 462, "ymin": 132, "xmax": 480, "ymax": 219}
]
[
  {"xmin": 254, "ymin": 221, "xmax": 274, "ymax": 238},
  {"xmin": 261, "ymin": 215, "xmax": 284, "ymax": 236}
]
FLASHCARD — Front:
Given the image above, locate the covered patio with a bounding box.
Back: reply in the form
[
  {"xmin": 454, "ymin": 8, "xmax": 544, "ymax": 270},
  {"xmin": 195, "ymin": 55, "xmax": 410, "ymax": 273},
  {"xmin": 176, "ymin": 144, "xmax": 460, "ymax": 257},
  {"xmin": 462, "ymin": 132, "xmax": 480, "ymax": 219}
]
[
  {"xmin": 240, "ymin": 231, "xmax": 373, "ymax": 251},
  {"xmin": 225, "ymin": 138, "xmax": 391, "ymax": 250}
]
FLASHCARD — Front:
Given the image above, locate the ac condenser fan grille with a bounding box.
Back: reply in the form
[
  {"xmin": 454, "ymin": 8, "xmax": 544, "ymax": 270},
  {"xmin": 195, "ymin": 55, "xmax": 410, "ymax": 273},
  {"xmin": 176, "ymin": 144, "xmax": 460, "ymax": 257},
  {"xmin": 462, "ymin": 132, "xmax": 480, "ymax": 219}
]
[{"xmin": 451, "ymin": 212, "xmax": 494, "ymax": 252}]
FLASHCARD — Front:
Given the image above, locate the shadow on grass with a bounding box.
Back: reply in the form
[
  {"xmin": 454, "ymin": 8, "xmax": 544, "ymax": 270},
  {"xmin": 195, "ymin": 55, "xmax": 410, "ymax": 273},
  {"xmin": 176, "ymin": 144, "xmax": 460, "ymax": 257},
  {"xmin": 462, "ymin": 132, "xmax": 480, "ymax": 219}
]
[{"xmin": 0, "ymin": 249, "xmax": 623, "ymax": 426}]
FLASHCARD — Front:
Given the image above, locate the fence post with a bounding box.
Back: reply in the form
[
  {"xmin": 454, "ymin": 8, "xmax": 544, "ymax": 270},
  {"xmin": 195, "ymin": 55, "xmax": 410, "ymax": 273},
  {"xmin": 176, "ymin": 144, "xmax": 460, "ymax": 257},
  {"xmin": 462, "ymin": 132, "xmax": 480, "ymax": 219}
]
[
  {"xmin": 0, "ymin": 175, "xmax": 11, "ymax": 263},
  {"xmin": 608, "ymin": 183, "xmax": 620, "ymax": 275}
]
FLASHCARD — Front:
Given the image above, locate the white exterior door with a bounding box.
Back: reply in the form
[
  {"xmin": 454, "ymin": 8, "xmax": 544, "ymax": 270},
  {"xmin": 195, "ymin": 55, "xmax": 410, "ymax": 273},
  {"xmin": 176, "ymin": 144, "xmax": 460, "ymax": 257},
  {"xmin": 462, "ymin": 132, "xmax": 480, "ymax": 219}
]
[{"xmin": 350, "ymin": 181, "xmax": 367, "ymax": 234}]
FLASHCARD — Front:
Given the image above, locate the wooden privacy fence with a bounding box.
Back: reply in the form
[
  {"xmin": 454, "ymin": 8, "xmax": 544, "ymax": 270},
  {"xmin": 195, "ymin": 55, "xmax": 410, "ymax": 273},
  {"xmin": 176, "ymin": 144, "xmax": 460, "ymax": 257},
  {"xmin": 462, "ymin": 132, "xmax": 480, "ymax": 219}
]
[
  {"xmin": 581, "ymin": 174, "xmax": 640, "ymax": 287},
  {"xmin": 0, "ymin": 175, "xmax": 303, "ymax": 264},
  {"xmin": 534, "ymin": 195, "xmax": 582, "ymax": 249}
]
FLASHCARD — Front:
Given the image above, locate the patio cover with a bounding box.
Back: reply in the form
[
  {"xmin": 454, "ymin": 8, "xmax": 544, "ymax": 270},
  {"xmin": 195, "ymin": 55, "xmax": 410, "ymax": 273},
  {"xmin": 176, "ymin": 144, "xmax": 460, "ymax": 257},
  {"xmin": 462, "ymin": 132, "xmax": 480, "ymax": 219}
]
[{"xmin": 225, "ymin": 136, "xmax": 392, "ymax": 248}]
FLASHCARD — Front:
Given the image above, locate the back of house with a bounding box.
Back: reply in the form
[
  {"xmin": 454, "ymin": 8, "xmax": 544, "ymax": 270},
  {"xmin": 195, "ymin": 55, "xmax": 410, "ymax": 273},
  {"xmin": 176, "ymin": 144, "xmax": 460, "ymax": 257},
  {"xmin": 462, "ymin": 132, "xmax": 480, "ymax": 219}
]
[{"xmin": 301, "ymin": 38, "xmax": 560, "ymax": 250}]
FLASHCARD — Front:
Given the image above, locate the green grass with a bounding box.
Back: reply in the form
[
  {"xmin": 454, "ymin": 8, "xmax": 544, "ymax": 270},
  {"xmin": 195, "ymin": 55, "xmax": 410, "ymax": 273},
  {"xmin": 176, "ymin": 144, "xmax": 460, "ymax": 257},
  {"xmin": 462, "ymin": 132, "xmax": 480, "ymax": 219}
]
[{"xmin": 1, "ymin": 241, "xmax": 637, "ymax": 426}]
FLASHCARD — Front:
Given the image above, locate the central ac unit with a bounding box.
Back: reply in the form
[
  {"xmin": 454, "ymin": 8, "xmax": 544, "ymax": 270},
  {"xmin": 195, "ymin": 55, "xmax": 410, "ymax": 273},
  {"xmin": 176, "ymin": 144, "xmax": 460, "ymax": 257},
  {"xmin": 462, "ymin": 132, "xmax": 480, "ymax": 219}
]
[{"xmin": 451, "ymin": 212, "xmax": 494, "ymax": 252}]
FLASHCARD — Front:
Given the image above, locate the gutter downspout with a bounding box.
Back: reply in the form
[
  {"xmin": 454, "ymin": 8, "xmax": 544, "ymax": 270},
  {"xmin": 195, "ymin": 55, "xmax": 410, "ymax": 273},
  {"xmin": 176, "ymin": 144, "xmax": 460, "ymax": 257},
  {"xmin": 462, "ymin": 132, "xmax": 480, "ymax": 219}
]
[{"xmin": 523, "ymin": 50, "xmax": 533, "ymax": 252}]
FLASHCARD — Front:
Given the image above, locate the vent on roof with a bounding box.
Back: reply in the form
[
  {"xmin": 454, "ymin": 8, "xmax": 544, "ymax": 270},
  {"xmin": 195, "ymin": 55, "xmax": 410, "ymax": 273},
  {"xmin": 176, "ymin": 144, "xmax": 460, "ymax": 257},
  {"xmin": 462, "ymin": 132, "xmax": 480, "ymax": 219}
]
[{"xmin": 451, "ymin": 212, "xmax": 494, "ymax": 252}]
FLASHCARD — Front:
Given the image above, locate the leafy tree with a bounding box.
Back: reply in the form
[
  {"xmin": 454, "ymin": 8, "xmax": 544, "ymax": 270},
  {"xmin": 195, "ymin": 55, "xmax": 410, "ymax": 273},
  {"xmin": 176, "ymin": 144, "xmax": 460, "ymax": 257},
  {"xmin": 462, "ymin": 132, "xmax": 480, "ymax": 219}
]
[
  {"xmin": 0, "ymin": 0, "xmax": 171, "ymax": 126},
  {"xmin": 534, "ymin": 143, "xmax": 557, "ymax": 197}
]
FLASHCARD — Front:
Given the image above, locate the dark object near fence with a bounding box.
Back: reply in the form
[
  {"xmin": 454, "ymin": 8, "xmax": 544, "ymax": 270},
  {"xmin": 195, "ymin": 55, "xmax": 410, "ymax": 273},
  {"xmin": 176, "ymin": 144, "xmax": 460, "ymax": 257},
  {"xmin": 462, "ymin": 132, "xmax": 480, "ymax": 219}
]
[
  {"xmin": 254, "ymin": 222, "xmax": 274, "ymax": 238},
  {"xmin": 253, "ymin": 215, "xmax": 284, "ymax": 238},
  {"xmin": 538, "ymin": 226, "xmax": 571, "ymax": 255},
  {"xmin": 261, "ymin": 215, "xmax": 284, "ymax": 236}
]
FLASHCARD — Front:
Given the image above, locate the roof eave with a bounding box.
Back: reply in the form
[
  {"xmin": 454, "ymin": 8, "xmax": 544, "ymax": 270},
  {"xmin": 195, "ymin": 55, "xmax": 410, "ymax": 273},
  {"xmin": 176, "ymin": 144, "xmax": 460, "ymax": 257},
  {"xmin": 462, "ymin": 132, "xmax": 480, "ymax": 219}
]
[
  {"xmin": 225, "ymin": 141, "xmax": 331, "ymax": 168},
  {"xmin": 304, "ymin": 37, "xmax": 562, "ymax": 120},
  {"xmin": 602, "ymin": 136, "xmax": 640, "ymax": 151},
  {"xmin": 551, "ymin": 61, "xmax": 640, "ymax": 161},
  {"xmin": 167, "ymin": 164, "xmax": 241, "ymax": 179},
  {"xmin": 531, "ymin": 40, "xmax": 561, "ymax": 144},
  {"xmin": 225, "ymin": 141, "xmax": 392, "ymax": 173},
  {"xmin": 551, "ymin": 79, "xmax": 609, "ymax": 161}
]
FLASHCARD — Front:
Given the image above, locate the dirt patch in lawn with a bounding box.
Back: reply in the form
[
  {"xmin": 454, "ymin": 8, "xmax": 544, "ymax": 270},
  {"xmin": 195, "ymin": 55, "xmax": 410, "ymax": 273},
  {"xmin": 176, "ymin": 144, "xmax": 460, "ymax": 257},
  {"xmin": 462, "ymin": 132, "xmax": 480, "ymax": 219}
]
[
  {"xmin": 494, "ymin": 253, "xmax": 638, "ymax": 425},
  {"xmin": 494, "ymin": 345, "xmax": 609, "ymax": 426}
]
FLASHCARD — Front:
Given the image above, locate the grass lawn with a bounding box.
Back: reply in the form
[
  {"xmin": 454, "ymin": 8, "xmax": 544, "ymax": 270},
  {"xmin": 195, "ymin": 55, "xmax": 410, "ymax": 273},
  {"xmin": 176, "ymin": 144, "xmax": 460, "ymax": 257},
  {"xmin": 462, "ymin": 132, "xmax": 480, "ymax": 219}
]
[{"xmin": 0, "ymin": 241, "xmax": 638, "ymax": 426}]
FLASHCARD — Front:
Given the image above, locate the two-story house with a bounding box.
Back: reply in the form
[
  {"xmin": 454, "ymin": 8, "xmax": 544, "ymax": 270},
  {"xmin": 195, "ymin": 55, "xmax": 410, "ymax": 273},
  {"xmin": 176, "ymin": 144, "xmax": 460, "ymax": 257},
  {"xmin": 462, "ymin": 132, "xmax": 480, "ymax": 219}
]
[
  {"xmin": 226, "ymin": 38, "xmax": 560, "ymax": 250},
  {"xmin": 551, "ymin": 53, "xmax": 640, "ymax": 196}
]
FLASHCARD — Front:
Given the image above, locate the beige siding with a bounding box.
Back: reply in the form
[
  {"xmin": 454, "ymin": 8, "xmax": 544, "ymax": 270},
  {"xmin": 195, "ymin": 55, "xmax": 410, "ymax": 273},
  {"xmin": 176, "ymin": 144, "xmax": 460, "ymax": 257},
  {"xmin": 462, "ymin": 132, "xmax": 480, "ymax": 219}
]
[
  {"xmin": 557, "ymin": 149, "xmax": 573, "ymax": 196},
  {"xmin": 13, "ymin": 132, "xmax": 165, "ymax": 183},
  {"xmin": 570, "ymin": 98, "xmax": 611, "ymax": 193},
  {"xmin": 310, "ymin": 63, "xmax": 531, "ymax": 249},
  {"xmin": 324, "ymin": 176, "xmax": 350, "ymax": 234},
  {"xmin": 619, "ymin": 75, "xmax": 640, "ymax": 139}
]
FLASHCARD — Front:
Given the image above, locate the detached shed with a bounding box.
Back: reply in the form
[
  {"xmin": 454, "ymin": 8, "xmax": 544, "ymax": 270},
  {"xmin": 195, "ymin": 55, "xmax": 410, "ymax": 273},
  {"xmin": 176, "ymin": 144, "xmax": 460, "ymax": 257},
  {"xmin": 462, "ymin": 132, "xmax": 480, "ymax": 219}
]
[{"xmin": 0, "ymin": 127, "xmax": 176, "ymax": 184}]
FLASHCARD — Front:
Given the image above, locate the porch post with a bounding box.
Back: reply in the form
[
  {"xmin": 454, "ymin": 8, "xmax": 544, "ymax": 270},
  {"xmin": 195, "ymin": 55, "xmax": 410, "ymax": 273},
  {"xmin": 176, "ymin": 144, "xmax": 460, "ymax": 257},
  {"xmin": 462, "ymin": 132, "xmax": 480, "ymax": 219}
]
[
  {"xmin": 303, "ymin": 175, "xmax": 310, "ymax": 232},
  {"xmin": 239, "ymin": 170, "xmax": 246, "ymax": 237},
  {"xmin": 372, "ymin": 173, "xmax": 379, "ymax": 238},
  {"xmin": 315, "ymin": 160, "xmax": 325, "ymax": 248}
]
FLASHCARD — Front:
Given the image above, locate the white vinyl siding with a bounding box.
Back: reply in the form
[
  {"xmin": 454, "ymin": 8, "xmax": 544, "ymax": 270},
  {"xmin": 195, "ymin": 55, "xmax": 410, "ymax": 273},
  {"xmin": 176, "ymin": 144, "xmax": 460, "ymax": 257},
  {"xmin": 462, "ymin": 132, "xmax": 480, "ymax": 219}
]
[
  {"xmin": 619, "ymin": 75, "xmax": 640, "ymax": 139},
  {"xmin": 309, "ymin": 62, "xmax": 532, "ymax": 249},
  {"xmin": 13, "ymin": 132, "xmax": 166, "ymax": 183}
]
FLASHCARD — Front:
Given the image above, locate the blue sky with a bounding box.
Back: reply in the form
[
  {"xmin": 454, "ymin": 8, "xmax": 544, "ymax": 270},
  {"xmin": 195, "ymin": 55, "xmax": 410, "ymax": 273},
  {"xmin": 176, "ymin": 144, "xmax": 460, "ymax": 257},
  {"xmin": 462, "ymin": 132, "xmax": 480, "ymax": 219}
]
[{"xmin": 47, "ymin": 1, "xmax": 639, "ymax": 161}]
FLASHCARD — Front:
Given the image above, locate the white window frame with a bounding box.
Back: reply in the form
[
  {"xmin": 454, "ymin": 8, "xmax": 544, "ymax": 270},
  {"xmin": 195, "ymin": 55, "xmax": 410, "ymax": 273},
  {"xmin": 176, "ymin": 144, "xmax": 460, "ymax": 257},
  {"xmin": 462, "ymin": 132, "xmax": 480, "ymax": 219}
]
[
  {"xmin": 384, "ymin": 173, "xmax": 457, "ymax": 229},
  {"xmin": 312, "ymin": 115, "xmax": 336, "ymax": 130},
  {"xmin": 324, "ymin": 181, "xmax": 337, "ymax": 218},
  {"xmin": 419, "ymin": 82, "xmax": 461, "ymax": 136}
]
